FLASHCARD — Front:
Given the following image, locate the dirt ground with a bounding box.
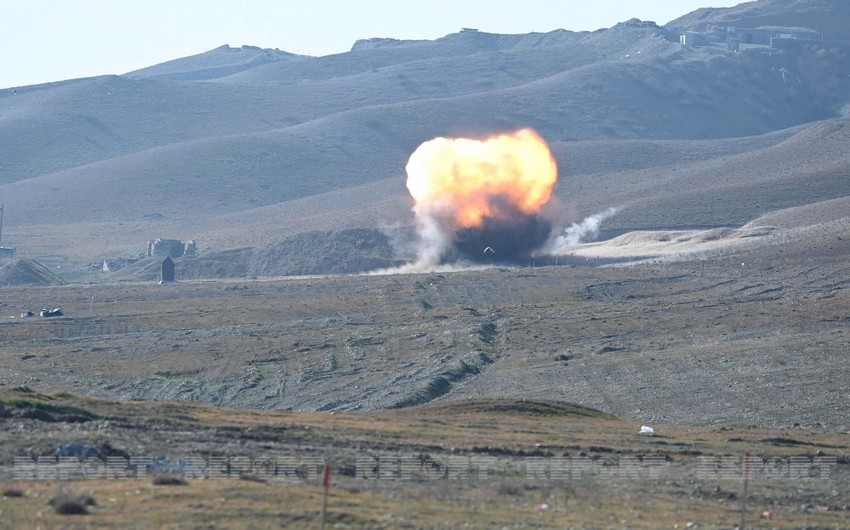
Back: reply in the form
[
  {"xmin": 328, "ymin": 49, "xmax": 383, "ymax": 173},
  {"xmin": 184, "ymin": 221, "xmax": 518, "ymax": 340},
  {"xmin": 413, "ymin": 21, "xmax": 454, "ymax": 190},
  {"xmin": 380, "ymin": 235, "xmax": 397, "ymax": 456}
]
[
  {"xmin": 2, "ymin": 227, "xmax": 849, "ymax": 428},
  {"xmin": 1, "ymin": 218, "xmax": 849, "ymax": 528}
]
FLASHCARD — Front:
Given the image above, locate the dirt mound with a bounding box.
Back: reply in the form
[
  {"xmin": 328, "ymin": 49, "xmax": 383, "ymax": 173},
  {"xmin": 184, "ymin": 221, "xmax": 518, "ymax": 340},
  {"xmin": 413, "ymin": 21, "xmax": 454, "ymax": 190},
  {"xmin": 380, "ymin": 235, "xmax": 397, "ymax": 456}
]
[
  {"xmin": 564, "ymin": 225, "xmax": 785, "ymax": 263},
  {"xmin": 213, "ymin": 227, "xmax": 405, "ymax": 278},
  {"xmin": 745, "ymin": 195, "xmax": 850, "ymax": 229},
  {"xmin": 107, "ymin": 257, "xmax": 167, "ymax": 282},
  {"xmin": 0, "ymin": 259, "xmax": 66, "ymax": 286},
  {"xmin": 407, "ymin": 399, "xmax": 618, "ymax": 420},
  {"xmin": 105, "ymin": 228, "xmax": 407, "ymax": 281}
]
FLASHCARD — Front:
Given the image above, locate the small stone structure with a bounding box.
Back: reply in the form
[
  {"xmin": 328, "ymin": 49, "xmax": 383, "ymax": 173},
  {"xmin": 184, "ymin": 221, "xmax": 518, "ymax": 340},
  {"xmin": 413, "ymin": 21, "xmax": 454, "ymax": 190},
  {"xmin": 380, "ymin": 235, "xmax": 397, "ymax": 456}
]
[{"xmin": 147, "ymin": 238, "xmax": 196, "ymax": 258}]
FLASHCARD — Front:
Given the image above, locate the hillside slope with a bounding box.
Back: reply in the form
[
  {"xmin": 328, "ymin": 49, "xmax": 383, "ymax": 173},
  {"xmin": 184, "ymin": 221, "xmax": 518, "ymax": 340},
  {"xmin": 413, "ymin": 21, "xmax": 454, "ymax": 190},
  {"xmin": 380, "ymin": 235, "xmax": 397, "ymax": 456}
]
[
  {"xmin": 2, "ymin": 43, "xmax": 847, "ymax": 228},
  {"xmin": 124, "ymin": 44, "xmax": 298, "ymax": 81},
  {"xmin": 1, "ymin": 27, "xmax": 668, "ymax": 186},
  {"xmin": 1, "ymin": 0, "xmax": 849, "ymax": 267}
]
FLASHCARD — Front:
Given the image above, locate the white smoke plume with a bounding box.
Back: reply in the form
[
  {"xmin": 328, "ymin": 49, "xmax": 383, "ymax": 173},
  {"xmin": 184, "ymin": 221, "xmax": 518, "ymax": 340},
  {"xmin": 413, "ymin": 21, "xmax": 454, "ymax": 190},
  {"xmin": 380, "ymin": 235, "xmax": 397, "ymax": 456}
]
[
  {"xmin": 411, "ymin": 206, "xmax": 452, "ymax": 267},
  {"xmin": 550, "ymin": 208, "xmax": 617, "ymax": 252}
]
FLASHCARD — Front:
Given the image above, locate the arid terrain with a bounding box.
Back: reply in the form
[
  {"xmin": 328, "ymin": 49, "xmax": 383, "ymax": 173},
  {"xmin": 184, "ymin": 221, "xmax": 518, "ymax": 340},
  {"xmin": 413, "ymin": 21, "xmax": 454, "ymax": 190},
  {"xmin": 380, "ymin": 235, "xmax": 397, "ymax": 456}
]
[
  {"xmin": 1, "ymin": 226, "xmax": 849, "ymax": 426},
  {"xmin": 2, "ymin": 0, "xmax": 850, "ymax": 527},
  {"xmin": 2, "ymin": 221, "xmax": 849, "ymax": 527},
  {"xmin": 1, "ymin": 387, "xmax": 848, "ymax": 529}
]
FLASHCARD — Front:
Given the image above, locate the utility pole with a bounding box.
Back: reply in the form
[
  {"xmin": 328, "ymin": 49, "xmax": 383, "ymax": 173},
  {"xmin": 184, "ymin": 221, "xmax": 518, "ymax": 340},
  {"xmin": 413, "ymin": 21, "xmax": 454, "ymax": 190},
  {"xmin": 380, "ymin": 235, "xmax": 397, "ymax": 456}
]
[{"xmin": 0, "ymin": 203, "xmax": 4, "ymax": 246}]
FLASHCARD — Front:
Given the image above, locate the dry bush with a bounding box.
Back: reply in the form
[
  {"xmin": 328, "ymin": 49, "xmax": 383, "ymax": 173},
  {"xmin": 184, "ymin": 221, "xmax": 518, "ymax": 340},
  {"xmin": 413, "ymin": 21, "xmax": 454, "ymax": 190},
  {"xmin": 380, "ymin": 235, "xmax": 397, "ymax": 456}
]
[
  {"xmin": 48, "ymin": 488, "xmax": 96, "ymax": 515},
  {"xmin": 152, "ymin": 473, "xmax": 188, "ymax": 486},
  {"xmin": 238, "ymin": 474, "xmax": 268, "ymax": 484},
  {"xmin": 496, "ymin": 480, "xmax": 523, "ymax": 497}
]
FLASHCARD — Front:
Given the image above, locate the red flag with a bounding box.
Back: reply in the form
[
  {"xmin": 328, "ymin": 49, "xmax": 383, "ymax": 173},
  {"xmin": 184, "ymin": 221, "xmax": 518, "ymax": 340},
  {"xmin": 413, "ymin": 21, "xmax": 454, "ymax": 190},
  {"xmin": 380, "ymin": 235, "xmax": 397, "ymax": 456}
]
[{"xmin": 322, "ymin": 464, "xmax": 331, "ymax": 490}]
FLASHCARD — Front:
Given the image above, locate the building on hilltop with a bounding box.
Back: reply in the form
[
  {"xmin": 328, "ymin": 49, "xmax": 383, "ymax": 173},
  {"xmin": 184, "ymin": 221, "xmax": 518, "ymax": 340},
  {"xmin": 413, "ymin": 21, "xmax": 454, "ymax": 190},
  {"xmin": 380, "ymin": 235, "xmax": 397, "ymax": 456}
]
[{"xmin": 727, "ymin": 26, "xmax": 822, "ymax": 46}]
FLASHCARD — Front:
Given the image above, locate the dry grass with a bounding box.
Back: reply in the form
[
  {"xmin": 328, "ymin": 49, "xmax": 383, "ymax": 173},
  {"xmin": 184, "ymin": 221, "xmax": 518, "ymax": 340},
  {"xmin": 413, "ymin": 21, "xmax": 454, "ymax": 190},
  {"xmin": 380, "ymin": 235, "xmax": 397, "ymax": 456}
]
[
  {"xmin": 0, "ymin": 472, "xmax": 845, "ymax": 529},
  {"xmin": 0, "ymin": 387, "xmax": 847, "ymax": 528},
  {"xmin": 3, "ymin": 387, "xmax": 848, "ymax": 458}
]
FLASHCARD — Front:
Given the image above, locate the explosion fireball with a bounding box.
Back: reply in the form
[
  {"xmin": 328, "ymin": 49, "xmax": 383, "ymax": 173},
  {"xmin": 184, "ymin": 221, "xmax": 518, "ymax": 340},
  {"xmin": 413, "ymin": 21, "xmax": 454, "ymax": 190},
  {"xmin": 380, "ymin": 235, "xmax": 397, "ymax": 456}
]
[{"xmin": 405, "ymin": 129, "xmax": 558, "ymax": 265}]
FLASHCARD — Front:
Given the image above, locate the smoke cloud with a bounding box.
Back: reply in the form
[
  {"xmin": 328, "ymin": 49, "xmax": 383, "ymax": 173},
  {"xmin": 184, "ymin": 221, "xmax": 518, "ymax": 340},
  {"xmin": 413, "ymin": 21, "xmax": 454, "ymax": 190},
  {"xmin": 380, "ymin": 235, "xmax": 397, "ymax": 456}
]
[
  {"xmin": 549, "ymin": 208, "xmax": 617, "ymax": 252},
  {"xmin": 405, "ymin": 129, "xmax": 558, "ymax": 267}
]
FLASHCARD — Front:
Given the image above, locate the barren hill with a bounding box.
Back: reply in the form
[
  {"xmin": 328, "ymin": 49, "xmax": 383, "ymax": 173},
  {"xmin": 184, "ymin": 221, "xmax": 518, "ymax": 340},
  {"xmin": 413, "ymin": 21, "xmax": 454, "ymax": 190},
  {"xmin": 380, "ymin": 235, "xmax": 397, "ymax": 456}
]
[{"xmin": 0, "ymin": 0, "xmax": 849, "ymax": 273}]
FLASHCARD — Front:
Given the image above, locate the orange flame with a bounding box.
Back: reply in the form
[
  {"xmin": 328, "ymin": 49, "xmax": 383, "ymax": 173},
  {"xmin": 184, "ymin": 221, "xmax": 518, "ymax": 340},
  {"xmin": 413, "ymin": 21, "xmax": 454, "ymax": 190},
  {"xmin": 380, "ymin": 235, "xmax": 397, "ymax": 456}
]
[{"xmin": 406, "ymin": 129, "xmax": 558, "ymax": 228}]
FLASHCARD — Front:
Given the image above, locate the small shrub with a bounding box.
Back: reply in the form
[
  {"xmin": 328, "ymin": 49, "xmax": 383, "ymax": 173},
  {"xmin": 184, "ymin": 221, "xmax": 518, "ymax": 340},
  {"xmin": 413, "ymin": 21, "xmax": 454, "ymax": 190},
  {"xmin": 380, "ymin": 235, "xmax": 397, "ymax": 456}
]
[
  {"xmin": 152, "ymin": 474, "xmax": 188, "ymax": 486},
  {"xmin": 496, "ymin": 481, "xmax": 523, "ymax": 496},
  {"xmin": 2, "ymin": 488, "xmax": 25, "ymax": 498},
  {"xmin": 49, "ymin": 489, "xmax": 95, "ymax": 515},
  {"xmin": 238, "ymin": 473, "xmax": 267, "ymax": 484}
]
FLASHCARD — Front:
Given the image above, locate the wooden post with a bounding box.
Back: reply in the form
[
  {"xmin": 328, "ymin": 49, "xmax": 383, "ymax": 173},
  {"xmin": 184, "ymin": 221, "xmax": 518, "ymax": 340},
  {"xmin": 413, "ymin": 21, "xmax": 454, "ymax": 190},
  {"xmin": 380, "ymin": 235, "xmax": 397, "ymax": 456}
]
[
  {"xmin": 320, "ymin": 464, "xmax": 330, "ymax": 530},
  {"xmin": 740, "ymin": 451, "xmax": 750, "ymax": 530}
]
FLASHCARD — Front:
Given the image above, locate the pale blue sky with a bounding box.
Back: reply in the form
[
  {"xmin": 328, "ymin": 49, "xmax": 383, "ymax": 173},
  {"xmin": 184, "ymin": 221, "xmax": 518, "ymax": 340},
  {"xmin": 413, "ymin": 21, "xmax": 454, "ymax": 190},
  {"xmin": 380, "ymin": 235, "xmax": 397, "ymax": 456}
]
[{"xmin": 1, "ymin": 1, "xmax": 742, "ymax": 89}]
